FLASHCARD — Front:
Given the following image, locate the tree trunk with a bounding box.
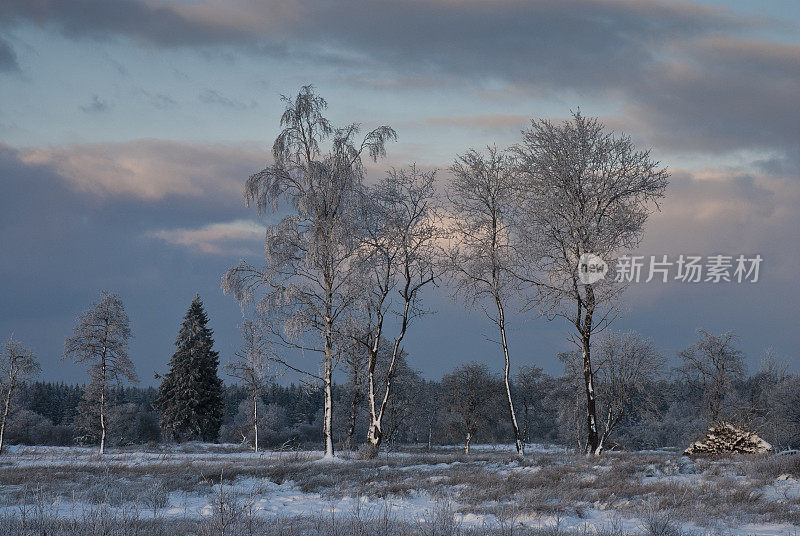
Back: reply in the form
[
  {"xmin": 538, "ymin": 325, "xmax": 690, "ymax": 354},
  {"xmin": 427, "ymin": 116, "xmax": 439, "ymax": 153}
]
[
  {"xmin": 0, "ymin": 380, "xmax": 13, "ymax": 456},
  {"xmin": 100, "ymin": 353, "xmax": 106, "ymax": 456},
  {"xmin": 581, "ymin": 288, "xmax": 600, "ymax": 456},
  {"xmin": 323, "ymin": 309, "xmax": 334, "ymax": 458},
  {"xmin": 253, "ymin": 389, "xmax": 259, "ymax": 453},
  {"xmin": 496, "ymin": 295, "xmax": 523, "ymax": 455},
  {"xmin": 366, "ymin": 379, "xmax": 382, "ymax": 452},
  {"xmin": 465, "ymin": 431, "xmax": 472, "ymax": 455},
  {"xmin": 346, "ymin": 388, "xmax": 360, "ymax": 450},
  {"xmin": 367, "ymin": 295, "xmax": 410, "ymax": 453}
]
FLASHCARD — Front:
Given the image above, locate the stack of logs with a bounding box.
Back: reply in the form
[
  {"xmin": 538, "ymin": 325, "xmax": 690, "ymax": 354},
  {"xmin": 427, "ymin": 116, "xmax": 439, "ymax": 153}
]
[{"xmin": 684, "ymin": 422, "xmax": 773, "ymax": 456}]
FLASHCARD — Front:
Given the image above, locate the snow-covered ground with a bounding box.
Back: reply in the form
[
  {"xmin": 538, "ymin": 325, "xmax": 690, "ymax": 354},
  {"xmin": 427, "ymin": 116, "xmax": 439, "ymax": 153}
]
[{"xmin": 0, "ymin": 443, "xmax": 798, "ymax": 535}]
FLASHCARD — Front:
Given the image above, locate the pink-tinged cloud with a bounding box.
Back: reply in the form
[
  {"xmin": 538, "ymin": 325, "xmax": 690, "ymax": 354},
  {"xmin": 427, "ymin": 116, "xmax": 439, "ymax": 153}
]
[
  {"xmin": 148, "ymin": 219, "xmax": 265, "ymax": 255},
  {"xmin": 19, "ymin": 139, "xmax": 264, "ymax": 201}
]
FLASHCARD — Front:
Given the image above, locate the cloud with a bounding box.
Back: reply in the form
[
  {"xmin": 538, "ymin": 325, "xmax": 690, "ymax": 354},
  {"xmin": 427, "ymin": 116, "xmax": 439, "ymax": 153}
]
[
  {"xmin": 0, "ymin": 142, "xmax": 259, "ymax": 384},
  {"xmin": 424, "ymin": 114, "xmax": 528, "ymax": 132},
  {"xmin": 624, "ymin": 37, "xmax": 800, "ymax": 155},
  {"xmin": 198, "ymin": 89, "xmax": 256, "ymax": 110},
  {"xmin": 135, "ymin": 88, "xmax": 177, "ymax": 109},
  {"xmin": 148, "ymin": 219, "xmax": 265, "ymax": 255},
  {"xmin": 3, "ymin": 1, "xmax": 791, "ymax": 158},
  {"xmin": 79, "ymin": 94, "xmax": 111, "ymax": 113},
  {"xmin": 18, "ymin": 139, "xmax": 264, "ymax": 201},
  {"xmin": 6, "ymin": 0, "xmax": 788, "ymax": 157},
  {"xmin": 0, "ymin": 1, "xmax": 742, "ymax": 85},
  {"xmin": 0, "ymin": 35, "xmax": 19, "ymax": 72},
  {"xmin": 635, "ymin": 165, "xmax": 800, "ymax": 283},
  {"xmin": 0, "ymin": 0, "xmax": 242, "ymax": 47}
]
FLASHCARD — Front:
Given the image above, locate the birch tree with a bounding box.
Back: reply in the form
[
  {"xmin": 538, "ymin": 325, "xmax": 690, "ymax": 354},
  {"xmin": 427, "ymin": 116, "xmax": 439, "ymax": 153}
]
[
  {"xmin": 225, "ymin": 319, "xmax": 271, "ymax": 453},
  {"xmin": 0, "ymin": 337, "xmax": 40, "ymax": 455},
  {"xmin": 223, "ymin": 85, "xmax": 396, "ymax": 458},
  {"xmin": 355, "ymin": 165, "xmax": 440, "ymax": 455},
  {"xmin": 513, "ymin": 112, "xmax": 668, "ymax": 455},
  {"xmin": 63, "ymin": 291, "xmax": 137, "ymax": 455},
  {"xmin": 446, "ymin": 147, "xmax": 524, "ymax": 454}
]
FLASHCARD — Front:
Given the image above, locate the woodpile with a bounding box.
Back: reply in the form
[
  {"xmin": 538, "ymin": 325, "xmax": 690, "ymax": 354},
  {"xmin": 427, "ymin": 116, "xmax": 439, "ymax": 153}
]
[{"xmin": 684, "ymin": 422, "xmax": 773, "ymax": 456}]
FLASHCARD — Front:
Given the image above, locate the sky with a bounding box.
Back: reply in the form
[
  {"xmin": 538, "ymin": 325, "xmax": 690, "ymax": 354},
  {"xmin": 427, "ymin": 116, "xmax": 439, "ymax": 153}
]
[{"xmin": 0, "ymin": 0, "xmax": 798, "ymax": 386}]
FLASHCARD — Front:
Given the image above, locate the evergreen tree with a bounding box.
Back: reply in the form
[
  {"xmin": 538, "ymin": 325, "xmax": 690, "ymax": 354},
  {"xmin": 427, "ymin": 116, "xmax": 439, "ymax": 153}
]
[{"xmin": 155, "ymin": 295, "xmax": 224, "ymax": 442}]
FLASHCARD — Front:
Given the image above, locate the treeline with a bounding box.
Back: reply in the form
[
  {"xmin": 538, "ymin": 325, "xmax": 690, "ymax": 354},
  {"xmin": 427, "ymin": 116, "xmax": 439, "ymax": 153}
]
[{"xmin": 2, "ymin": 352, "xmax": 797, "ymax": 452}]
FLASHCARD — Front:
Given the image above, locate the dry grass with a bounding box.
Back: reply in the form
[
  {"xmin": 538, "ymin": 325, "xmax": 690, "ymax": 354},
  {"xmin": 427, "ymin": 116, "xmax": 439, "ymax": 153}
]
[{"xmin": 0, "ymin": 446, "xmax": 797, "ymax": 534}]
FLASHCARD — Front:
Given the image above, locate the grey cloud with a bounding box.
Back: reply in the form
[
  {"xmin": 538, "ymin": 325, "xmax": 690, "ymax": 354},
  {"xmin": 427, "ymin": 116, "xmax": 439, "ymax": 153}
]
[
  {"xmin": 79, "ymin": 94, "xmax": 111, "ymax": 113},
  {"xmin": 136, "ymin": 88, "xmax": 178, "ymax": 109},
  {"xmin": 198, "ymin": 89, "xmax": 256, "ymax": 110},
  {"xmin": 0, "ymin": 1, "xmax": 741, "ymax": 87},
  {"xmin": 625, "ymin": 38, "xmax": 800, "ymax": 156},
  {"xmin": 0, "ymin": 142, "xmax": 261, "ymax": 384},
  {"xmin": 0, "ymin": 35, "xmax": 20, "ymax": 72},
  {"xmin": 0, "ymin": 0, "xmax": 243, "ymax": 47},
  {"xmin": 4, "ymin": 1, "xmax": 784, "ymax": 157},
  {"xmin": 637, "ymin": 166, "xmax": 799, "ymax": 284}
]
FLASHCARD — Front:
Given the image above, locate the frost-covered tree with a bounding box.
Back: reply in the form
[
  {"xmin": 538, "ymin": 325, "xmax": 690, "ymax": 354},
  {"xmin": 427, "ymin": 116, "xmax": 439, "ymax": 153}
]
[
  {"xmin": 561, "ymin": 331, "xmax": 663, "ymax": 452},
  {"xmin": 513, "ymin": 113, "xmax": 668, "ymax": 455},
  {"xmin": 379, "ymin": 352, "xmax": 423, "ymax": 447},
  {"xmin": 63, "ymin": 291, "xmax": 137, "ymax": 454},
  {"xmin": 446, "ymin": 147, "xmax": 525, "ymax": 455},
  {"xmin": 155, "ymin": 295, "xmax": 224, "ymax": 443},
  {"xmin": 678, "ymin": 329, "xmax": 745, "ymax": 424},
  {"xmin": 593, "ymin": 331, "xmax": 663, "ymax": 451},
  {"xmin": 442, "ymin": 362, "xmax": 498, "ymax": 454},
  {"xmin": 341, "ymin": 338, "xmax": 367, "ymax": 450},
  {"xmin": 516, "ymin": 364, "xmax": 559, "ymax": 445},
  {"xmin": 225, "ymin": 319, "xmax": 271, "ymax": 452},
  {"xmin": 355, "ymin": 165, "xmax": 440, "ymax": 455},
  {"xmin": 0, "ymin": 337, "xmax": 40, "ymax": 454},
  {"xmin": 223, "ymin": 86, "xmax": 396, "ymax": 458}
]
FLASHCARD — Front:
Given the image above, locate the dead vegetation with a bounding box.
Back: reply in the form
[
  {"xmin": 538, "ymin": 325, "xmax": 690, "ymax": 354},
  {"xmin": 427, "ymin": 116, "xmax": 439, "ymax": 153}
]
[{"xmin": 0, "ymin": 445, "xmax": 797, "ymax": 535}]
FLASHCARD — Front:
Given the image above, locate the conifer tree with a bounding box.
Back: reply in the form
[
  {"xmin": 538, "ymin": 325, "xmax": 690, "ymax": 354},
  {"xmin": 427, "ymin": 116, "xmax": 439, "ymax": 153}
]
[{"xmin": 155, "ymin": 295, "xmax": 224, "ymax": 442}]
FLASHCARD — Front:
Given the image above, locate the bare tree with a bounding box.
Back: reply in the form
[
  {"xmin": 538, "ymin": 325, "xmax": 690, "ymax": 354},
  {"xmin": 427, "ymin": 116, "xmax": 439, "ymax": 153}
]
[
  {"xmin": 341, "ymin": 340, "xmax": 367, "ymax": 450},
  {"xmin": 741, "ymin": 349, "xmax": 795, "ymax": 447},
  {"xmin": 442, "ymin": 362, "xmax": 498, "ymax": 454},
  {"xmin": 513, "ymin": 112, "xmax": 668, "ymax": 455},
  {"xmin": 354, "ymin": 165, "xmax": 440, "ymax": 455},
  {"xmin": 562, "ymin": 331, "xmax": 663, "ymax": 452},
  {"xmin": 223, "ymin": 85, "xmax": 396, "ymax": 458},
  {"xmin": 678, "ymin": 329, "xmax": 746, "ymax": 424},
  {"xmin": 63, "ymin": 291, "xmax": 137, "ymax": 455},
  {"xmin": 0, "ymin": 337, "xmax": 40, "ymax": 455},
  {"xmin": 446, "ymin": 147, "xmax": 525, "ymax": 455},
  {"xmin": 516, "ymin": 364, "xmax": 554, "ymax": 446},
  {"xmin": 225, "ymin": 319, "xmax": 271, "ymax": 453}
]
